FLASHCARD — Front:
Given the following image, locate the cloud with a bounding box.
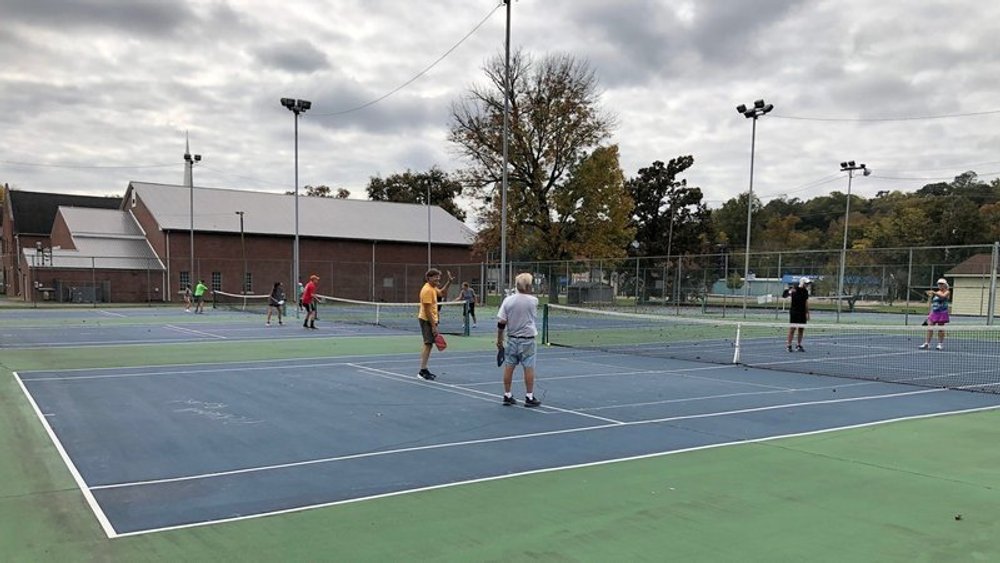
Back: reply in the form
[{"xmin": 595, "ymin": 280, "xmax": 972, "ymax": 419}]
[{"xmin": 252, "ymin": 40, "xmax": 330, "ymax": 74}]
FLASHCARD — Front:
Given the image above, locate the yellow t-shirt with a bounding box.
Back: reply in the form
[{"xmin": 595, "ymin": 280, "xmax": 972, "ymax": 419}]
[{"xmin": 418, "ymin": 282, "xmax": 438, "ymax": 323}]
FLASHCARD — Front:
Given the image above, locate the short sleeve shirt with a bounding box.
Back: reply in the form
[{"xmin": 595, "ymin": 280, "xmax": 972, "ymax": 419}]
[
  {"xmin": 418, "ymin": 282, "xmax": 439, "ymax": 323},
  {"xmin": 497, "ymin": 292, "xmax": 539, "ymax": 338}
]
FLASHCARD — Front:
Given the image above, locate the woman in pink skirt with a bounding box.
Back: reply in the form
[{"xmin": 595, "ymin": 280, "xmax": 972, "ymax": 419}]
[{"xmin": 919, "ymin": 278, "xmax": 951, "ymax": 350}]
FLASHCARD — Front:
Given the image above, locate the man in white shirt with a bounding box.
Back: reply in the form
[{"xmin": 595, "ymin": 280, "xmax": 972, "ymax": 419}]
[{"xmin": 496, "ymin": 272, "xmax": 541, "ymax": 407}]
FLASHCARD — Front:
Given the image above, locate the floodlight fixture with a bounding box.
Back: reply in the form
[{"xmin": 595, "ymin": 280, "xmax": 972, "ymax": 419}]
[
  {"xmin": 836, "ymin": 160, "xmax": 872, "ymax": 321},
  {"xmin": 281, "ymin": 97, "xmax": 313, "ymax": 316},
  {"xmin": 735, "ymin": 98, "xmax": 773, "ymax": 317}
]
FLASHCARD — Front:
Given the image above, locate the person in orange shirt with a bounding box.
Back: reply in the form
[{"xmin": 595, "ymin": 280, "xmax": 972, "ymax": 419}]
[
  {"xmin": 417, "ymin": 268, "xmax": 444, "ymax": 380},
  {"xmin": 301, "ymin": 274, "xmax": 319, "ymax": 330}
]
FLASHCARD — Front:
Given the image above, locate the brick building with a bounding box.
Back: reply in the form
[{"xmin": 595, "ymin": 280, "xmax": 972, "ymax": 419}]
[
  {"xmin": 3, "ymin": 182, "xmax": 478, "ymax": 303},
  {"xmin": 1, "ymin": 187, "xmax": 122, "ymax": 299}
]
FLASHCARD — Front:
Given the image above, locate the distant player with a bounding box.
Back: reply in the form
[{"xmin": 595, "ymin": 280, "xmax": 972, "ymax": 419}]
[
  {"xmin": 919, "ymin": 278, "xmax": 951, "ymax": 350},
  {"xmin": 455, "ymin": 281, "xmax": 478, "ymax": 328},
  {"xmin": 784, "ymin": 277, "xmax": 811, "ymax": 352},
  {"xmin": 266, "ymin": 281, "xmax": 285, "ymax": 326},
  {"xmin": 193, "ymin": 279, "xmax": 209, "ymax": 314},
  {"xmin": 302, "ymin": 275, "xmax": 319, "ymax": 329}
]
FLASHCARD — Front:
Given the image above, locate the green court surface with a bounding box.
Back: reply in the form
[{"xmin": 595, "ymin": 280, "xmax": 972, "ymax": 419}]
[{"xmin": 2, "ymin": 334, "xmax": 999, "ymax": 561}]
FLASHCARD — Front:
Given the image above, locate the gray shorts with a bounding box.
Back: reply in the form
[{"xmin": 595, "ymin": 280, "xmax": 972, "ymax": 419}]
[
  {"xmin": 504, "ymin": 337, "xmax": 536, "ymax": 368},
  {"xmin": 419, "ymin": 318, "xmax": 435, "ymax": 345}
]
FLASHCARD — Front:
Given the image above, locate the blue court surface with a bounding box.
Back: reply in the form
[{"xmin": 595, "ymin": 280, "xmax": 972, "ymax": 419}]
[
  {"xmin": 0, "ymin": 306, "xmax": 483, "ymax": 348},
  {"xmin": 16, "ymin": 346, "xmax": 1000, "ymax": 538},
  {"xmin": 0, "ymin": 311, "xmax": 404, "ymax": 348}
]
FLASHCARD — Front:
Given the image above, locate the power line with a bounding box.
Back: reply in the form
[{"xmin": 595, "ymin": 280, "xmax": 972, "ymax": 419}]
[
  {"xmin": 1, "ymin": 160, "xmax": 174, "ymax": 169},
  {"xmin": 311, "ymin": 2, "xmax": 503, "ymax": 118},
  {"xmin": 771, "ymin": 109, "xmax": 1000, "ymax": 122}
]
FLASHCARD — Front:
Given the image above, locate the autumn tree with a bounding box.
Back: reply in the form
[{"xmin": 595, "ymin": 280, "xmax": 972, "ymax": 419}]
[
  {"xmin": 449, "ymin": 50, "xmax": 624, "ymax": 278},
  {"xmin": 365, "ymin": 167, "xmax": 466, "ymax": 222}
]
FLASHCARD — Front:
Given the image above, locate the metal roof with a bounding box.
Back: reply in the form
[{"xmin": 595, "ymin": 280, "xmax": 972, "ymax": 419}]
[
  {"xmin": 25, "ymin": 207, "xmax": 164, "ymax": 270},
  {"xmin": 7, "ymin": 189, "xmax": 122, "ymax": 235},
  {"xmin": 128, "ymin": 182, "xmax": 476, "ymax": 246}
]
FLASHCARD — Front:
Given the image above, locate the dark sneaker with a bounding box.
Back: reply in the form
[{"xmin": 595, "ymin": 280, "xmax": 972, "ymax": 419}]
[
  {"xmin": 417, "ymin": 369, "xmax": 436, "ymax": 381},
  {"xmin": 786, "ymin": 345, "xmax": 793, "ymax": 353},
  {"xmin": 524, "ymin": 396, "xmax": 541, "ymax": 408},
  {"xmin": 502, "ymin": 395, "xmax": 517, "ymax": 406},
  {"xmin": 796, "ymin": 345, "xmax": 805, "ymax": 352}
]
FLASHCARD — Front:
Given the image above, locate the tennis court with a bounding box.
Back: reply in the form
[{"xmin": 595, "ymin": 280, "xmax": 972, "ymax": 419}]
[{"xmin": 3, "ymin": 302, "xmax": 1000, "ymax": 559}]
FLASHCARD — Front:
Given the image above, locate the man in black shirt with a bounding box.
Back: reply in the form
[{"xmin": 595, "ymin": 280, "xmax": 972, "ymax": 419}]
[{"xmin": 784, "ymin": 277, "xmax": 811, "ymax": 352}]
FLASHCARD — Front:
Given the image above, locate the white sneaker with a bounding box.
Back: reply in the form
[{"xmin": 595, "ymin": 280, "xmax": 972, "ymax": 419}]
[
  {"xmin": 936, "ymin": 344, "xmax": 943, "ymax": 350},
  {"xmin": 266, "ymin": 322, "xmax": 270, "ymax": 326},
  {"xmin": 918, "ymin": 343, "xmax": 929, "ymax": 349}
]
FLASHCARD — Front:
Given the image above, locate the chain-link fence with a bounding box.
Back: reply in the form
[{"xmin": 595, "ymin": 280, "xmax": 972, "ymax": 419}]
[
  {"xmin": 506, "ymin": 242, "xmax": 999, "ymax": 323},
  {"xmin": 15, "ymin": 242, "xmax": 999, "ymax": 322}
]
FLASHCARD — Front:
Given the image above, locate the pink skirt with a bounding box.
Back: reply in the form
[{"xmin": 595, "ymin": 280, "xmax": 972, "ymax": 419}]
[{"xmin": 927, "ymin": 310, "xmax": 949, "ymax": 324}]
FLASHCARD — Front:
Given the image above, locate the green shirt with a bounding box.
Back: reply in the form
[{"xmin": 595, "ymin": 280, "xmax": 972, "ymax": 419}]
[{"xmin": 193, "ymin": 282, "xmax": 208, "ymax": 297}]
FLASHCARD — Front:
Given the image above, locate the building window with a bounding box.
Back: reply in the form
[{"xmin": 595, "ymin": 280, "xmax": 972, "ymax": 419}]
[
  {"xmin": 179, "ymin": 271, "xmax": 190, "ymax": 292},
  {"xmin": 211, "ymin": 272, "xmax": 222, "ymax": 292},
  {"xmin": 243, "ymin": 272, "xmax": 253, "ymax": 294}
]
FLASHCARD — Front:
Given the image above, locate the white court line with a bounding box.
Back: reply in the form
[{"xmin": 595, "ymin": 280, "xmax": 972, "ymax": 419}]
[
  {"xmin": 109, "ymin": 401, "xmax": 1000, "ymax": 539},
  {"xmin": 1, "ymin": 332, "xmax": 384, "ymax": 351},
  {"xmin": 348, "ymin": 364, "xmax": 625, "ymax": 425},
  {"xmin": 580, "ymin": 381, "xmax": 878, "ymax": 412},
  {"xmin": 90, "ymin": 386, "xmax": 950, "ymax": 493},
  {"xmin": 97, "ymin": 310, "xmax": 127, "ymax": 318},
  {"xmin": 12, "ymin": 372, "xmax": 118, "ymax": 538},
  {"xmin": 164, "ymin": 324, "xmax": 227, "ymax": 339}
]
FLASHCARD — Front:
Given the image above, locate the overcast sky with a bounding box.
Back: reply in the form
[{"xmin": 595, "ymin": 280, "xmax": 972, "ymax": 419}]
[{"xmin": 3, "ymin": 0, "xmax": 1000, "ymax": 221}]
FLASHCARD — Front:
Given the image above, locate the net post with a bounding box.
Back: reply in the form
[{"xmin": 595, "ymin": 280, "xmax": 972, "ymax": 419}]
[
  {"xmin": 463, "ymin": 302, "xmax": 470, "ymax": 336},
  {"xmin": 732, "ymin": 322, "xmax": 742, "ymax": 364},
  {"xmin": 541, "ymin": 303, "xmax": 549, "ymax": 345}
]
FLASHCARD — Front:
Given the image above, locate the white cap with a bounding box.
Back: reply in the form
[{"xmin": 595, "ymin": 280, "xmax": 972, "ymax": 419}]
[
  {"xmin": 937, "ymin": 278, "xmax": 949, "ymax": 287},
  {"xmin": 799, "ymin": 277, "xmax": 811, "ymax": 287}
]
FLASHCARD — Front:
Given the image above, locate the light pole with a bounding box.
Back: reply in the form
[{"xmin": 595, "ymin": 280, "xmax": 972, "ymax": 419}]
[
  {"xmin": 235, "ymin": 211, "xmax": 246, "ymax": 294},
  {"xmin": 500, "ymin": 0, "xmax": 512, "ymax": 293},
  {"xmin": 184, "ymin": 139, "xmax": 201, "ymax": 288},
  {"xmin": 280, "ymin": 97, "xmax": 311, "ymax": 318},
  {"xmin": 735, "ymin": 99, "xmax": 773, "ymax": 318},
  {"xmin": 426, "ymin": 179, "xmax": 432, "ymax": 269},
  {"xmin": 837, "ymin": 161, "xmax": 871, "ymax": 321}
]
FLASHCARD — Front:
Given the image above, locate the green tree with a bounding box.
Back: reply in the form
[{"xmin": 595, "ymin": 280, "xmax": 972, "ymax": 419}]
[
  {"xmin": 449, "ymin": 49, "xmax": 617, "ymax": 268},
  {"xmin": 626, "ymin": 156, "xmax": 712, "ymax": 257},
  {"xmin": 711, "ymin": 192, "xmax": 761, "ymax": 248},
  {"xmin": 365, "ymin": 167, "xmax": 466, "ymax": 222},
  {"xmin": 284, "ymin": 185, "xmax": 350, "ymax": 199}
]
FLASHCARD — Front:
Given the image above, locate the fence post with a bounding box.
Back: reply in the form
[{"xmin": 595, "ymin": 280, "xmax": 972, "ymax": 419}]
[
  {"xmin": 905, "ymin": 248, "xmax": 913, "ymax": 325},
  {"xmin": 634, "ymin": 256, "xmax": 640, "ymax": 305},
  {"xmin": 988, "ymin": 241, "xmax": 999, "ymax": 326}
]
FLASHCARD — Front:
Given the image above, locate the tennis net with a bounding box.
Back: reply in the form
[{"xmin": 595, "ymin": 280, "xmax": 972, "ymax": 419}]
[
  {"xmin": 315, "ymin": 294, "xmax": 470, "ymax": 336},
  {"xmin": 543, "ymin": 303, "xmax": 1000, "ymax": 394},
  {"xmin": 213, "ymin": 291, "xmax": 271, "ymax": 313},
  {"xmin": 213, "ymin": 291, "xmax": 469, "ymax": 335}
]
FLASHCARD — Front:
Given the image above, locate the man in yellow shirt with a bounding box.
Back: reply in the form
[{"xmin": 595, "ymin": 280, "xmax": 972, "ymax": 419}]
[{"xmin": 417, "ymin": 268, "xmax": 444, "ymax": 381}]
